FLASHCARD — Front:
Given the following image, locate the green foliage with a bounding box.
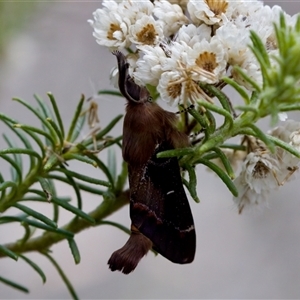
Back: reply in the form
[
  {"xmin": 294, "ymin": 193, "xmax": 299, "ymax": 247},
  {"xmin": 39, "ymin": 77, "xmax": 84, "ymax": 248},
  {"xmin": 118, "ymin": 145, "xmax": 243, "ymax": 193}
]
[
  {"xmin": 1, "ymin": 12, "xmax": 300, "ymax": 299},
  {"xmin": 0, "ymin": 93, "xmax": 129, "ymax": 297}
]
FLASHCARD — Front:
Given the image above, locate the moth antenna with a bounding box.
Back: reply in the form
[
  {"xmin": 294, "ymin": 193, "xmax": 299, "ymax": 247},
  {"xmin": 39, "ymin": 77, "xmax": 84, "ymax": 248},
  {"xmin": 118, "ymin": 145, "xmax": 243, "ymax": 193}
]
[
  {"xmin": 176, "ymin": 104, "xmax": 195, "ymax": 114},
  {"xmin": 108, "ymin": 225, "xmax": 152, "ymax": 274},
  {"xmin": 189, "ymin": 128, "xmax": 205, "ymax": 138}
]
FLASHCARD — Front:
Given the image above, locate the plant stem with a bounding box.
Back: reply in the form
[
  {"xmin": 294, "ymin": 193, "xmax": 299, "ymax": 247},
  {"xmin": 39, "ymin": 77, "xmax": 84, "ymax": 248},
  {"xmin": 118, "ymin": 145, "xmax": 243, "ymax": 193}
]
[{"xmin": 0, "ymin": 190, "xmax": 129, "ymax": 257}]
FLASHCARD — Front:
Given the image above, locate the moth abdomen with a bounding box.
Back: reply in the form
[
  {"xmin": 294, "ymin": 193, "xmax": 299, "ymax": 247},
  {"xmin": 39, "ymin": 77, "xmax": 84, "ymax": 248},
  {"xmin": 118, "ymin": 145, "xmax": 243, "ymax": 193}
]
[{"xmin": 108, "ymin": 225, "xmax": 152, "ymax": 274}]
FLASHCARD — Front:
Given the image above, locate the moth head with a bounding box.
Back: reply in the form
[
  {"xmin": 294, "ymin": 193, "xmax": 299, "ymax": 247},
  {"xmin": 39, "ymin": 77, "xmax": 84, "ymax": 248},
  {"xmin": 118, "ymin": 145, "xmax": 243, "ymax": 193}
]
[{"xmin": 112, "ymin": 50, "xmax": 150, "ymax": 104}]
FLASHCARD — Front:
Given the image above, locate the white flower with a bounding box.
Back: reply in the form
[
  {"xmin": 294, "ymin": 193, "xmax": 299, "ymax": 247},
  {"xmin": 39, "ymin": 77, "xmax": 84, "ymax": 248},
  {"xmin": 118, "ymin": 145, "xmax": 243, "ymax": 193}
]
[
  {"xmin": 187, "ymin": 0, "xmax": 244, "ymax": 26},
  {"xmin": 269, "ymin": 120, "xmax": 300, "ymax": 183},
  {"xmin": 175, "ymin": 24, "xmax": 212, "ymax": 47},
  {"xmin": 88, "ymin": 0, "xmax": 156, "ymax": 50},
  {"xmin": 233, "ymin": 149, "xmax": 279, "ymax": 214},
  {"xmin": 168, "ymin": 0, "xmax": 189, "ymax": 11},
  {"xmin": 157, "ymin": 70, "xmax": 183, "ymax": 105},
  {"xmin": 229, "ymin": 0, "xmax": 264, "ymax": 22},
  {"xmin": 88, "ymin": 1, "xmax": 132, "ymax": 49},
  {"xmin": 231, "ymin": 52, "xmax": 262, "ymax": 90},
  {"xmin": 157, "ymin": 41, "xmax": 214, "ymax": 105},
  {"xmin": 134, "ymin": 45, "xmax": 168, "ymax": 86},
  {"xmin": 215, "ymin": 21, "xmax": 250, "ymax": 66},
  {"xmin": 233, "ymin": 176, "xmax": 271, "ymax": 214},
  {"xmin": 157, "ymin": 64, "xmax": 211, "ymax": 106},
  {"xmin": 122, "ymin": 0, "xmax": 154, "ymax": 16},
  {"xmin": 153, "ymin": 0, "xmax": 189, "ymax": 37},
  {"xmin": 186, "ymin": 36, "xmax": 227, "ymax": 84},
  {"xmin": 269, "ymin": 120, "xmax": 300, "ymax": 143},
  {"xmin": 187, "ymin": 0, "xmax": 225, "ymax": 25},
  {"xmin": 129, "ymin": 15, "xmax": 164, "ymax": 46}
]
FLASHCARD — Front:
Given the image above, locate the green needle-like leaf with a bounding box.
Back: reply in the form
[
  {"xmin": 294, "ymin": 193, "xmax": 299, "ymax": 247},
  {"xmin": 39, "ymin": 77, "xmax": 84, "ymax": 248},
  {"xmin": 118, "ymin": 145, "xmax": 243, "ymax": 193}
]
[
  {"xmin": 51, "ymin": 168, "xmax": 111, "ymax": 187},
  {"xmin": 21, "ymin": 129, "xmax": 46, "ymax": 157},
  {"xmin": 51, "ymin": 197, "xmax": 95, "ymax": 224},
  {"xmin": 187, "ymin": 106, "xmax": 207, "ymax": 129},
  {"xmin": 157, "ymin": 147, "xmax": 194, "ymax": 158},
  {"xmin": 0, "ymin": 245, "xmax": 19, "ymax": 261},
  {"xmin": 22, "ymin": 219, "xmax": 74, "ymax": 238},
  {"xmin": 19, "ymin": 254, "xmax": 47, "ymax": 283},
  {"xmin": 48, "ymin": 92, "xmax": 65, "ymax": 138},
  {"xmin": 249, "ymin": 30, "xmax": 271, "ymax": 84},
  {"xmin": 34, "ymin": 94, "xmax": 54, "ymax": 120},
  {"xmin": 98, "ymin": 220, "xmax": 130, "ymax": 235},
  {"xmin": 212, "ymin": 147, "xmax": 235, "ymax": 179},
  {"xmin": 198, "ymin": 159, "xmax": 238, "ymax": 197},
  {"xmin": 62, "ymin": 170, "xmax": 82, "ymax": 210},
  {"xmin": 0, "ymin": 113, "xmax": 18, "ymax": 125},
  {"xmin": 2, "ymin": 119, "xmax": 36, "ymax": 169},
  {"xmin": 268, "ymin": 135, "xmax": 300, "ymax": 158},
  {"xmin": 0, "ymin": 215, "xmax": 25, "ymax": 224},
  {"xmin": 201, "ymin": 83, "xmax": 235, "ymax": 115},
  {"xmin": 47, "ymin": 118, "xmax": 64, "ymax": 148},
  {"xmin": 43, "ymin": 152, "xmax": 65, "ymax": 172},
  {"xmin": 68, "ymin": 239, "xmax": 81, "ymax": 265},
  {"xmin": 38, "ymin": 177, "xmax": 53, "ymax": 202},
  {"xmin": 14, "ymin": 203, "xmax": 57, "ymax": 228},
  {"xmin": 64, "ymin": 153, "xmax": 98, "ymax": 167},
  {"xmin": 0, "ymin": 181, "xmax": 18, "ymax": 197},
  {"xmin": 2, "ymin": 133, "xmax": 23, "ymax": 175},
  {"xmin": 47, "ymin": 175, "xmax": 106, "ymax": 195},
  {"xmin": 197, "ymin": 100, "xmax": 234, "ymax": 128},
  {"xmin": 204, "ymin": 109, "xmax": 216, "ymax": 134},
  {"xmin": 70, "ymin": 115, "xmax": 86, "ymax": 143},
  {"xmin": 13, "ymin": 97, "xmax": 57, "ymax": 141},
  {"xmin": 107, "ymin": 148, "xmax": 117, "ymax": 182},
  {"xmin": 222, "ymin": 77, "xmax": 250, "ymax": 105},
  {"xmin": 0, "ymin": 276, "xmax": 29, "ymax": 293},
  {"xmin": 67, "ymin": 94, "xmax": 85, "ymax": 142},
  {"xmin": 82, "ymin": 114, "xmax": 123, "ymax": 147},
  {"xmin": 41, "ymin": 252, "xmax": 79, "ymax": 300},
  {"xmin": 184, "ymin": 165, "xmax": 200, "ymax": 203},
  {"xmin": 247, "ymin": 123, "xmax": 275, "ymax": 153},
  {"xmin": 18, "ymin": 222, "xmax": 32, "ymax": 245},
  {"xmin": 0, "ymin": 154, "xmax": 22, "ymax": 184},
  {"xmin": 14, "ymin": 124, "xmax": 56, "ymax": 149}
]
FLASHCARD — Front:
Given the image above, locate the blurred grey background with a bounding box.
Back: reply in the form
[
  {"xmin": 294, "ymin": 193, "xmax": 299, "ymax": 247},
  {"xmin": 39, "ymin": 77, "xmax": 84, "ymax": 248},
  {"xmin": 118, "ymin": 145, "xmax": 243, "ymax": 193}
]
[{"xmin": 0, "ymin": 1, "xmax": 300, "ymax": 299}]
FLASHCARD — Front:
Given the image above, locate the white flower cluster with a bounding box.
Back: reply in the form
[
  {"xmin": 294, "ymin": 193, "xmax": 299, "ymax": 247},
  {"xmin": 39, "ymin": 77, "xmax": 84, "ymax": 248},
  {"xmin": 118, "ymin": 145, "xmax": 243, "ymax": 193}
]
[
  {"xmin": 232, "ymin": 122, "xmax": 300, "ymax": 214},
  {"xmin": 88, "ymin": 0, "xmax": 296, "ymax": 105},
  {"xmin": 88, "ymin": 1, "xmax": 300, "ymax": 213}
]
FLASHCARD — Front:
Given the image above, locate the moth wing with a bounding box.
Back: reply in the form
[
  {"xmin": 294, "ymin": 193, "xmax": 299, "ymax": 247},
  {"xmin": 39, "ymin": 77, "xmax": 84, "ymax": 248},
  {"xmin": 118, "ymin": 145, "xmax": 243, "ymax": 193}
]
[{"xmin": 128, "ymin": 142, "xmax": 196, "ymax": 264}]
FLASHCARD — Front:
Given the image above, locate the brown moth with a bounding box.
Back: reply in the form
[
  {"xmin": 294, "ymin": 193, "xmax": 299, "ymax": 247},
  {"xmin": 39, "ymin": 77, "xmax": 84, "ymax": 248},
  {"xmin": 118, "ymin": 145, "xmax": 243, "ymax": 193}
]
[{"xmin": 108, "ymin": 51, "xmax": 196, "ymax": 274}]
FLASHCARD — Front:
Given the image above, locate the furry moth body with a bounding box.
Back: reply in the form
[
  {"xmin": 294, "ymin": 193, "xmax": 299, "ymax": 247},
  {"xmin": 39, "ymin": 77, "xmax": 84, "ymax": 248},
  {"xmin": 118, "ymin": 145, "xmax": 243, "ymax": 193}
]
[{"xmin": 108, "ymin": 51, "xmax": 196, "ymax": 274}]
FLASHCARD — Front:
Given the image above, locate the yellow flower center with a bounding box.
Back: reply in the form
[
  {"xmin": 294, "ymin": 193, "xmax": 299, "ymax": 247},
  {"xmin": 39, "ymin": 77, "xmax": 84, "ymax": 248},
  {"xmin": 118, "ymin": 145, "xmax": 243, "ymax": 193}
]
[
  {"xmin": 107, "ymin": 23, "xmax": 121, "ymax": 40},
  {"xmin": 136, "ymin": 24, "xmax": 157, "ymax": 45},
  {"xmin": 167, "ymin": 81, "xmax": 182, "ymax": 99},
  {"xmin": 195, "ymin": 51, "xmax": 218, "ymax": 73},
  {"xmin": 204, "ymin": 0, "xmax": 228, "ymax": 15}
]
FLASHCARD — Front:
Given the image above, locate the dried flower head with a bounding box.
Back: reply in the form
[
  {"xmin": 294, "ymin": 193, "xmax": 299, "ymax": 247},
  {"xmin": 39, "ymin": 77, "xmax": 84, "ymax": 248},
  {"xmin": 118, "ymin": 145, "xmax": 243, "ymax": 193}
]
[{"xmin": 233, "ymin": 148, "xmax": 279, "ymax": 214}]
